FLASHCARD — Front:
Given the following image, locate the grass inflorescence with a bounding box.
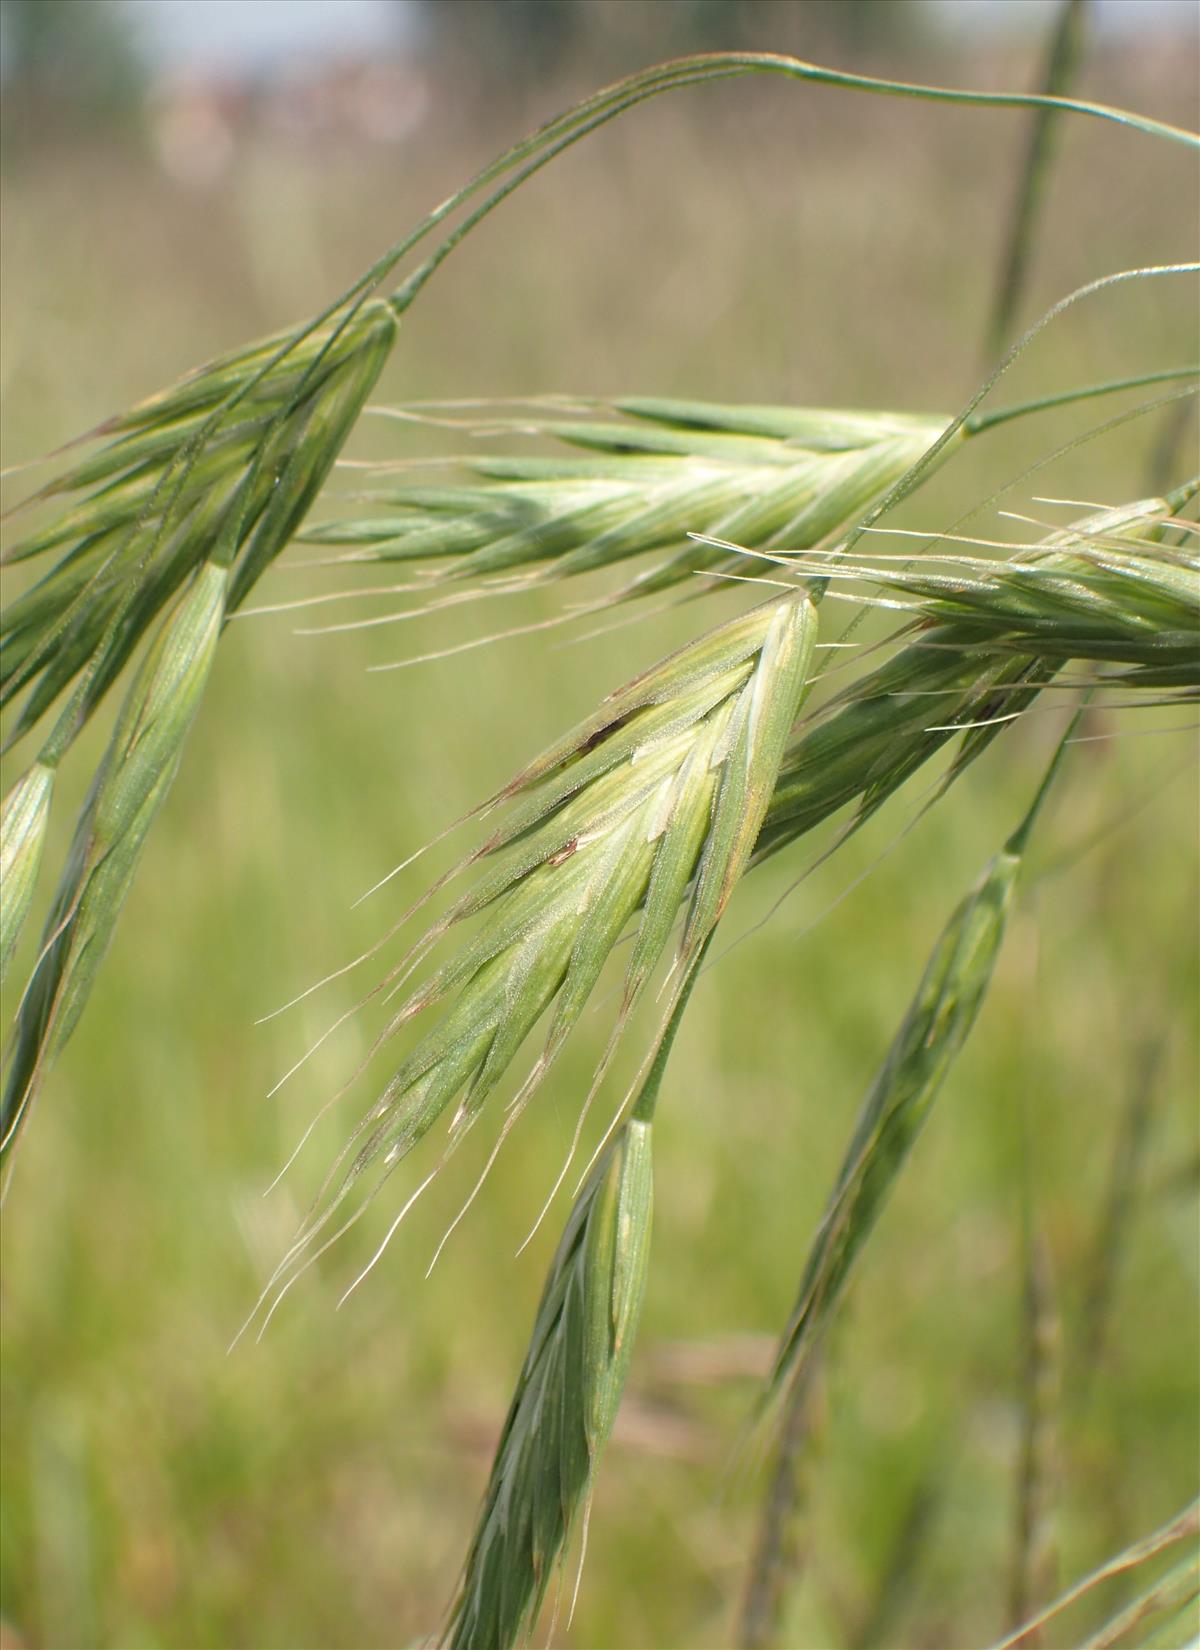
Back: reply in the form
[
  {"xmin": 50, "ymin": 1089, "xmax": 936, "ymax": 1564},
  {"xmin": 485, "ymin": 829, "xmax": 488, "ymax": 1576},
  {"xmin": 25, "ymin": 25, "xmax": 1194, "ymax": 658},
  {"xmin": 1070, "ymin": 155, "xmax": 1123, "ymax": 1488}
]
[
  {"xmin": 764, "ymin": 723, "xmax": 1077, "ymax": 1410},
  {"xmin": 1, "ymin": 40, "xmax": 1196, "ymax": 1650},
  {"xmin": 781, "ymin": 488, "xmax": 1200, "ymax": 693},
  {"xmin": 252, "ymin": 591, "xmax": 817, "ymax": 1317},
  {"xmin": 2, "ymin": 296, "xmax": 398, "ymax": 752},
  {"xmin": 2, "ymin": 46, "xmax": 1192, "ymax": 1170},
  {"xmin": 441, "ymin": 1114, "xmax": 655, "ymax": 1650},
  {"xmin": 755, "ymin": 489, "xmax": 1197, "ymax": 870},
  {"xmin": 0, "ymin": 297, "xmax": 398, "ymax": 1161},
  {"xmin": 301, "ymin": 399, "xmax": 952, "ymax": 605},
  {"xmin": 1, "ymin": 551, "xmax": 232, "ymax": 1151}
]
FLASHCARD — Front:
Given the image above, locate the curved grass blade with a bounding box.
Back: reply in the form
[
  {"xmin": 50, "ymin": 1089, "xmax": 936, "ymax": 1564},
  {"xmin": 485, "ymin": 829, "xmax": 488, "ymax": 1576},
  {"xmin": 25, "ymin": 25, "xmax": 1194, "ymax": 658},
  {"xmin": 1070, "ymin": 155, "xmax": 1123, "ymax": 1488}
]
[{"xmin": 989, "ymin": 1500, "xmax": 1199, "ymax": 1650}]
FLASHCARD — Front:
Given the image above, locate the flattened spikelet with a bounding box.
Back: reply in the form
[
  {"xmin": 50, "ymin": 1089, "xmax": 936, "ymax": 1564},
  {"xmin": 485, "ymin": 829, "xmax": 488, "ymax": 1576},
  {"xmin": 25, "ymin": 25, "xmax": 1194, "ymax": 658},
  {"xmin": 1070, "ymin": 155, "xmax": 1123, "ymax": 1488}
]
[
  {"xmin": 2, "ymin": 298, "xmax": 397, "ymax": 753},
  {"xmin": 0, "ymin": 761, "xmax": 55, "ymax": 985},
  {"xmin": 756, "ymin": 494, "xmax": 1196, "ymax": 865},
  {"xmin": 756, "ymin": 633, "xmax": 1054, "ymax": 860},
  {"xmin": 764, "ymin": 719, "xmax": 1078, "ymax": 1406},
  {"xmin": 302, "ymin": 398, "xmax": 951, "ymax": 601},
  {"xmin": 267, "ymin": 593, "xmax": 817, "ymax": 1293},
  {"xmin": 769, "ymin": 842, "xmax": 1020, "ymax": 1400},
  {"xmin": 789, "ymin": 494, "xmax": 1200, "ymax": 690},
  {"xmin": 441, "ymin": 1117, "xmax": 654, "ymax": 1648},
  {"xmin": 1, "ymin": 556, "xmax": 233, "ymax": 1154},
  {"xmin": 0, "ymin": 297, "xmax": 399, "ymax": 1155}
]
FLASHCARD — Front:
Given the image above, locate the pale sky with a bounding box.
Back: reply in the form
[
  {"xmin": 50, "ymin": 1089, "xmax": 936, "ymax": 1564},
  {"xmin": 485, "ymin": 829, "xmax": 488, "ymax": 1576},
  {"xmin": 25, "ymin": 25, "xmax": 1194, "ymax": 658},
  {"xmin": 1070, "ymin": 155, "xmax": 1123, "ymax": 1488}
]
[
  {"xmin": 109, "ymin": 0, "xmax": 1200, "ymax": 77},
  {"xmin": 124, "ymin": 0, "xmax": 421, "ymax": 75}
]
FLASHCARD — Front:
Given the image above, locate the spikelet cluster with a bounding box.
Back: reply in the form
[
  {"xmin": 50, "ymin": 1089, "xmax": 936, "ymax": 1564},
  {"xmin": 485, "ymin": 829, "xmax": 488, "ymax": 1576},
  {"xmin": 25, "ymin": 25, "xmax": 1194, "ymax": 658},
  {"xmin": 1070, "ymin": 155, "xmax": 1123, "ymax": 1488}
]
[
  {"xmin": 770, "ymin": 842, "xmax": 1019, "ymax": 1399},
  {"xmin": 302, "ymin": 398, "xmax": 951, "ymax": 599},
  {"xmin": 758, "ymin": 633, "xmax": 1053, "ymax": 861},
  {"xmin": 442, "ymin": 1117, "xmax": 654, "ymax": 1649},
  {"xmin": 2, "ymin": 296, "xmax": 397, "ymax": 753},
  {"xmin": 270, "ymin": 592, "xmax": 817, "ymax": 1288},
  {"xmin": 0, "ymin": 297, "xmax": 398, "ymax": 1156},
  {"xmin": 1, "ymin": 556, "xmax": 230, "ymax": 1149},
  {"xmin": 798, "ymin": 493, "xmax": 1200, "ymax": 692},
  {"xmin": 757, "ymin": 494, "xmax": 1196, "ymax": 864}
]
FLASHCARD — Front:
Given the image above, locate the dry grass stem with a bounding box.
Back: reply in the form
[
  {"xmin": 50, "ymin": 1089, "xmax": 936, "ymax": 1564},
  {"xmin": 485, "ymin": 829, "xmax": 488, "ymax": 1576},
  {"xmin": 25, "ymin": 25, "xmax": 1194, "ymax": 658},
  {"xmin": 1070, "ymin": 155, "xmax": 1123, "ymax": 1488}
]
[{"xmin": 990, "ymin": 1499, "xmax": 1199, "ymax": 1650}]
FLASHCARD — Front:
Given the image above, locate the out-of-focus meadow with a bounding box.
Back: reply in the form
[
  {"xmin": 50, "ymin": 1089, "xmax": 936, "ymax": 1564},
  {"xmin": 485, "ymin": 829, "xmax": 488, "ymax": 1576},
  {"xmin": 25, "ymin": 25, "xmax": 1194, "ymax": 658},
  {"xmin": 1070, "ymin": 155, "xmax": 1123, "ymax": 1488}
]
[{"xmin": 1, "ymin": 2, "xmax": 1197, "ymax": 1646}]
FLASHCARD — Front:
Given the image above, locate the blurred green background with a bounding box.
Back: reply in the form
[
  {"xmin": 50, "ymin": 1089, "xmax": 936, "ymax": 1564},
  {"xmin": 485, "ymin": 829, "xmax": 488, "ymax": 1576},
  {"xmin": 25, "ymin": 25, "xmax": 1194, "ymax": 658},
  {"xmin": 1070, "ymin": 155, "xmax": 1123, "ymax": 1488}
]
[{"xmin": 1, "ymin": 3, "xmax": 1197, "ymax": 1646}]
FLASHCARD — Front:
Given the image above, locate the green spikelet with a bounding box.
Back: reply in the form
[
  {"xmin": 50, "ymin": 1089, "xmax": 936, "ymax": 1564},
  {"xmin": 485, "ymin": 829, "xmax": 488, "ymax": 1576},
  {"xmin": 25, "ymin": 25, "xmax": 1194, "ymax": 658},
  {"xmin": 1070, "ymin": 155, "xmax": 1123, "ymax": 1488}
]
[
  {"xmin": 0, "ymin": 297, "xmax": 399, "ymax": 1158},
  {"xmin": 1, "ymin": 556, "xmax": 231, "ymax": 1156},
  {"xmin": 300, "ymin": 593, "xmax": 817, "ymax": 1247},
  {"xmin": 0, "ymin": 760, "xmax": 55, "ymax": 985},
  {"xmin": 2, "ymin": 298, "xmax": 397, "ymax": 756},
  {"xmin": 794, "ymin": 493, "xmax": 1200, "ymax": 691},
  {"xmin": 300, "ymin": 399, "xmax": 953, "ymax": 599},
  {"xmin": 765, "ymin": 719, "xmax": 1079, "ymax": 1405},
  {"xmin": 442, "ymin": 1117, "xmax": 654, "ymax": 1650}
]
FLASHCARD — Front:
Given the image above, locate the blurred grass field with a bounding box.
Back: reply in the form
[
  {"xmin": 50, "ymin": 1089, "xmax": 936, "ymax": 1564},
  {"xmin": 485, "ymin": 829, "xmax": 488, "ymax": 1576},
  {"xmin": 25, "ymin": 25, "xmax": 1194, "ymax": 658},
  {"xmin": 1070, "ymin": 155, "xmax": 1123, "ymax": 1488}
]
[{"xmin": 1, "ymin": 19, "xmax": 1198, "ymax": 1650}]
